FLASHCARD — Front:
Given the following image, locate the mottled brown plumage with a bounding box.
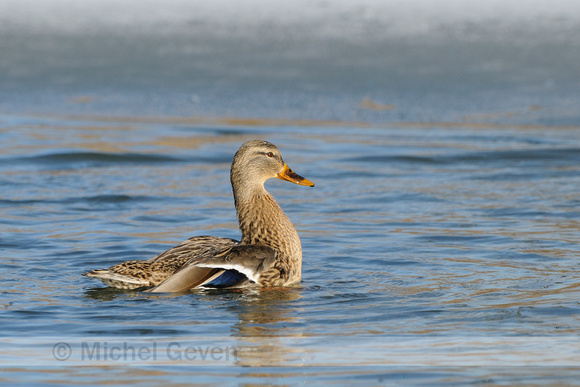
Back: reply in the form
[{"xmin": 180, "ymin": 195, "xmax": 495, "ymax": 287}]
[{"xmin": 83, "ymin": 140, "xmax": 314, "ymax": 292}]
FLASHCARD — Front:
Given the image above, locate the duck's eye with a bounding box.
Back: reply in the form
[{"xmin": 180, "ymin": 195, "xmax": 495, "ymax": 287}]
[{"xmin": 266, "ymin": 152, "xmax": 274, "ymax": 158}]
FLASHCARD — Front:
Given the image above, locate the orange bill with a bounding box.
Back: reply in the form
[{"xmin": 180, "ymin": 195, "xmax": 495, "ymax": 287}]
[{"xmin": 276, "ymin": 164, "xmax": 315, "ymax": 187}]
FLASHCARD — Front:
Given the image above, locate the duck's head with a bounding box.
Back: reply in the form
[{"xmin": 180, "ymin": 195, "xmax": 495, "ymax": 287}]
[{"xmin": 231, "ymin": 140, "xmax": 314, "ymax": 196}]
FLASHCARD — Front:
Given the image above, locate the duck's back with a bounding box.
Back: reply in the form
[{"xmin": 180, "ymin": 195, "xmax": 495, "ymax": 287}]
[{"xmin": 83, "ymin": 236, "xmax": 238, "ymax": 289}]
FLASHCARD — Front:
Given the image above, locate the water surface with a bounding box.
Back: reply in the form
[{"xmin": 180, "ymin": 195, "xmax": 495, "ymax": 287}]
[{"xmin": 2, "ymin": 116, "xmax": 580, "ymax": 384}]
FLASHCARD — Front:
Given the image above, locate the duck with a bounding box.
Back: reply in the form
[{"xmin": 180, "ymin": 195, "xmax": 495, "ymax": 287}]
[{"xmin": 83, "ymin": 140, "xmax": 314, "ymax": 292}]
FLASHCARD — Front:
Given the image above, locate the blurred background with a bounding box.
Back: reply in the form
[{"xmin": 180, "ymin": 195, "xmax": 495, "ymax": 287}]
[{"xmin": 1, "ymin": 0, "xmax": 579, "ymax": 124}]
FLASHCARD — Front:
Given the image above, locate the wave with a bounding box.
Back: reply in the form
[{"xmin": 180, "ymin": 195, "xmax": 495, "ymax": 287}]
[
  {"xmin": 6, "ymin": 152, "xmax": 182, "ymax": 166},
  {"xmin": 346, "ymin": 147, "xmax": 580, "ymax": 166}
]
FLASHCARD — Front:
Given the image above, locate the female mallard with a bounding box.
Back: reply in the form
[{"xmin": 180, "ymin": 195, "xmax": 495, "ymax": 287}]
[{"xmin": 83, "ymin": 140, "xmax": 314, "ymax": 292}]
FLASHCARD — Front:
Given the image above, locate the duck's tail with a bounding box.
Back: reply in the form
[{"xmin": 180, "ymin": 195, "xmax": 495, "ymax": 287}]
[{"xmin": 83, "ymin": 269, "xmax": 150, "ymax": 290}]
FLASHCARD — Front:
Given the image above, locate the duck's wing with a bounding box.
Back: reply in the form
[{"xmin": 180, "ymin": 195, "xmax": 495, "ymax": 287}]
[
  {"xmin": 147, "ymin": 245, "xmax": 277, "ymax": 292},
  {"xmin": 195, "ymin": 245, "xmax": 277, "ymax": 284},
  {"xmin": 144, "ymin": 265, "xmax": 226, "ymax": 293}
]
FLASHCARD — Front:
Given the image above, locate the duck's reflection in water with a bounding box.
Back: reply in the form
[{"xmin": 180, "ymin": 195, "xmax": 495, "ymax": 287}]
[
  {"xmin": 83, "ymin": 284, "xmax": 307, "ymax": 367},
  {"xmin": 229, "ymin": 286, "xmax": 306, "ymax": 367}
]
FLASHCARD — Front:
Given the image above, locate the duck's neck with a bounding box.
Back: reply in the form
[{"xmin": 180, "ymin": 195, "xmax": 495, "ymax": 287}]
[{"xmin": 232, "ymin": 182, "xmax": 302, "ymax": 266}]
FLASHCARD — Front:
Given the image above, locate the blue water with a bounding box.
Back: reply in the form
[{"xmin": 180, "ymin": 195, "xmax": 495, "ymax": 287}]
[{"xmin": 2, "ymin": 0, "xmax": 580, "ymax": 385}]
